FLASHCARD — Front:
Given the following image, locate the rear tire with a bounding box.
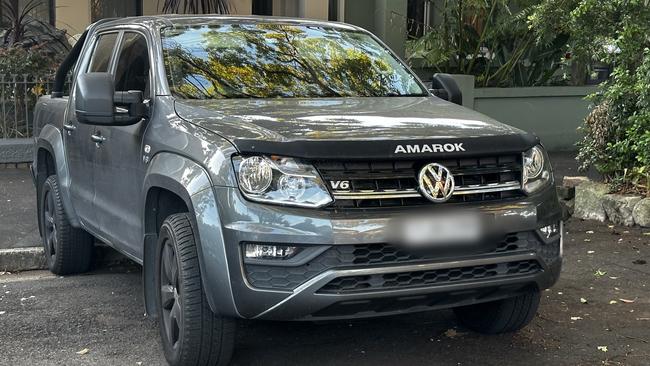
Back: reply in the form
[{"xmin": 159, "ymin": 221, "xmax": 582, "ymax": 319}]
[
  {"xmin": 453, "ymin": 291, "xmax": 541, "ymax": 334},
  {"xmin": 155, "ymin": 213, "xmax": 236, "ymax": 366},
  {"xmin": 39, "ymin": 175, "xmax": 94, "ymax": 275}
]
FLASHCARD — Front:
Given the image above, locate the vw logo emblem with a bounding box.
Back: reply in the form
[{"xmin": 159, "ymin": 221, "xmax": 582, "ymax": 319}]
[{"xmin": 418, "ymin": 163, "xmax": 455, "ymax": 203}]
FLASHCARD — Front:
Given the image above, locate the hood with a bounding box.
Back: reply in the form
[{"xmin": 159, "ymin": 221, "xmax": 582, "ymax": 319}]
[{"xmin": 174, "ymin": 97, "xmax": 538, "ymax": 159}]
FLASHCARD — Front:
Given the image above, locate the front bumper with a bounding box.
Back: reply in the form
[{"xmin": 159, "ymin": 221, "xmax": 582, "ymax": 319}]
[{"xmin": 212, "ymin": 185, "xmax": 563, "ymax": 320}]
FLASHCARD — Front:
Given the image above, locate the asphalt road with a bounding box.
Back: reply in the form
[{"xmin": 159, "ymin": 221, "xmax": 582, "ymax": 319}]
[{"xmin": 1, "ymin": 218, "xmax": 649, "ymax": 366}]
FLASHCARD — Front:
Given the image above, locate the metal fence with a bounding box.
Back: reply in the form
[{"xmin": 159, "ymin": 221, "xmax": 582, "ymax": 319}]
[{"xmin": 0, "ymin": 74, "xmax": 56, "ymax": 139}]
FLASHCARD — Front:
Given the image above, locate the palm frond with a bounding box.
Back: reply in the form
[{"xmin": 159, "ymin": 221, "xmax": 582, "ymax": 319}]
[{"xmin": 159, "ymin": 0, "xmax": 231, "ymax": 14}]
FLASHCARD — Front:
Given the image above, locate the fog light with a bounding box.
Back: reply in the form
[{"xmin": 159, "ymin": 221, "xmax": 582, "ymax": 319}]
[
  {"xmin": 539, "ymin": 223, "xmax": 560, "ymax": 238},
  {"xmin": 245, "ymin": 244, "xmax": 298, "ymax": 260}
]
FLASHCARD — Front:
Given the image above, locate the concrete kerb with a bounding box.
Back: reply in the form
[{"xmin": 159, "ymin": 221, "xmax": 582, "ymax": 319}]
[{"xmin": 0, "ymin": 247, "xmax": 47, "ymax": 272}]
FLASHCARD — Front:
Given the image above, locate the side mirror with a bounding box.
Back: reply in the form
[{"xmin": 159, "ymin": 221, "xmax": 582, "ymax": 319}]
[
  {"xmin": 75, "ymin": 72, "xmax": 146, "ymax": 126},
  {"xmin": 429, "ymin": 73, "xmax": 463, "ymax": 106}
]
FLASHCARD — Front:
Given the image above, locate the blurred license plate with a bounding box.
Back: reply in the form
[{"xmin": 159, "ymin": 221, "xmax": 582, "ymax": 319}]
[{"xmin": 395, "ymin": 212, "xmax": 483, "ymax": 247}]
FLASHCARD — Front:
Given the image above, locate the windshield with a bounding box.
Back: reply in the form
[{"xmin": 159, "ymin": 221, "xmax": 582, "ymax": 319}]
[{"xmin": 161, "ymin": 22, "xmax": 427, "ymax": 99}]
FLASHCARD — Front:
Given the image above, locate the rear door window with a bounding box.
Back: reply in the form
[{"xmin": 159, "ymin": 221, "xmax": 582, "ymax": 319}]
[{"xmin": 88, "ymin": 33, "xmax": 119, "ymax": 72}]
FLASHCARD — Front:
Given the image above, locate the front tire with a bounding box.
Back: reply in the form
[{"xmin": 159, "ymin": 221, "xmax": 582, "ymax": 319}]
[
  {"xmin": 453, "ymin": 291, "xmax": 541, "ymax": 334},
  {"xmin": 155, "ymin": 213, "xmax": 235, "ymax": 366},
  {"xmin": 39, "ymin": 175, "xmax": 93, "ymax": 275}
]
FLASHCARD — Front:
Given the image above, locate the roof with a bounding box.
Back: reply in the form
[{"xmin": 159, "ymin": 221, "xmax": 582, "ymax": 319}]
[{"xmin": 92, "ymin": 15, "xmax": 362, "ymax": 33}]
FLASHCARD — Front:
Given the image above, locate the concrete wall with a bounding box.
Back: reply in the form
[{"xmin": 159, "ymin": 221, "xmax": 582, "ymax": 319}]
[
  {"xmin": 298, "ymin": 0, "xmax": 328, "ymax": 20},
  {"xmin": 55, "ymin": 0, "xmax": 91, "ymax": 37},
  {"xmin": 373, "ymin": 0, "xmax": 407, "ymax": 57},
  {"xmin": 345, "ymin": 0, "xmax": 377, "ymax": 33},
  {"xmin": 344, "ymin": 0, "xmax": 407, "ymax": 57},
  {"xmin": 414, "ymin": 73, "xmax": 596, "ymax": 151},
  {"xmin": 473, "ymin": 87, "xmax": 597, "ymax": 151}
]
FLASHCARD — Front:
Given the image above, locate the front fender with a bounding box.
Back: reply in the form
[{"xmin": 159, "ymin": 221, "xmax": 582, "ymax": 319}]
[
  {"xmin": 141, "ymin": 152, "xmax": 239, "ymax": 318},
  {"xmin": 34, "ymin": 125, "xmax": 80, "ymax": 227}
]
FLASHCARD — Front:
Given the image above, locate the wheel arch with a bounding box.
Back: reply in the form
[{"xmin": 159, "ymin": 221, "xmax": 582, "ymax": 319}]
[
  {"xmin": 34, "ymin": 125, "xmax": 80, "ymax": 227},
  {"xmin": 141, "ymin": 152, "xmax": 239, "ymax": 319}
]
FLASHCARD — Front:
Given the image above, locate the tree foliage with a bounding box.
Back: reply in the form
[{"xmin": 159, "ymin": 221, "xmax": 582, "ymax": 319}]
[
  {"xmin": 406, "ymin": 0, "xmax": 570, "ymax": 87},
  {"xmin": 530, "ymin": 0, "xmax": 650, "ymax": 194}
]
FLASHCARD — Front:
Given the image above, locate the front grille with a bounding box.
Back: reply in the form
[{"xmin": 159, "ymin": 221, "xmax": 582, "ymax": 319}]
[
  {"xmin": 317, "ymin": 260, "xmax": 541, "ymax": 294},
  {"xmin": 314, "ymin": 155, "xmax": 524, "ymax": 209},
  {"xmin": 244, "ymin": 232, "xmax": 544, "ymax": 291}
]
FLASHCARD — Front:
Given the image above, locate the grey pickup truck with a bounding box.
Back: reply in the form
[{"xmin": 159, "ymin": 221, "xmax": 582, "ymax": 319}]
[{"xmin": 32, "ymin": 15, "xmax": 563, "ymax": 366}]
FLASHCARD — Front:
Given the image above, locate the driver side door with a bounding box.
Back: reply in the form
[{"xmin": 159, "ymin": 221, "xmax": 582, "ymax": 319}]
[
  {"xmin": 64, "ymin": 32, "xmax": 119, "ymax": 233},
  {"xmin": 93, "ymin": 30, "xmax": 152, "ymax": 260}
]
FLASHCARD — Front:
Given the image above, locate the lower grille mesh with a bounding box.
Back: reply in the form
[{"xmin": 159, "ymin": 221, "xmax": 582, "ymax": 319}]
[{"xmin": 317, "ymin": 260, "xmax": 541, "ymax": 294}]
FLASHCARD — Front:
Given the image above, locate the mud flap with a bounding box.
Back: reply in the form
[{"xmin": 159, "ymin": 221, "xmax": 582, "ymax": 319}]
[{"xmin": 143, "ymin": 233, "xmax": 158, "ymax": 318}]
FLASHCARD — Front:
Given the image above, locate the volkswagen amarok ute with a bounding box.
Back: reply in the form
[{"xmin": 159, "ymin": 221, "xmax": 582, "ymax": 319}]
[{"xmin": 32, "ymin": 16, "xmax": 563, "ymax": 366}]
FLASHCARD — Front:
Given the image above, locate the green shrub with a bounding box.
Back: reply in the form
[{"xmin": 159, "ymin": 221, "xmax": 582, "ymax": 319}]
[
  {"xmin": 406, "ymin": 0, "xmax": 572, "ymax": 87},
  {"xmin": 532, "ymin": 0, "xmax": 650, "ymax": 195},
  {"xmin": 0, "ymin": 44, "xmax": 61, "ymax": 77}
]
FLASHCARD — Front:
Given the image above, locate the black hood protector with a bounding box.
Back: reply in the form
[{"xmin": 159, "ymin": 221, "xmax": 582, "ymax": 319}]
[
  {"xmin": 175, "ymin": 97, "xmax": 539, "ymax": 160},
  {"xmin": 234, "ymin": 134, "xmax": 539, "ymax": 160}
]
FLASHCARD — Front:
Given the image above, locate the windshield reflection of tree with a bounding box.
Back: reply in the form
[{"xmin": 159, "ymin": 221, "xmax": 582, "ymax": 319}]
[{"xmin": 163, "ymin": 24, "xmax": 422, "ymax": 99}]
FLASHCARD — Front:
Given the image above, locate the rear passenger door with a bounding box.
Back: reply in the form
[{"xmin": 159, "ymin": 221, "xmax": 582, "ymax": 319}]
[
  {"xmin": 64, "ymin": 31, "xmax": 119, "ymax": 233},
  {"xmin": 93, "ymin": 31, "xmax": 152, "ymax": 260}
]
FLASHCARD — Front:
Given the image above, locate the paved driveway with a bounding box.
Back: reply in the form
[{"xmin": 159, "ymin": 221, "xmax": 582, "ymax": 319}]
[{"xmin": 1, "ymin": 218, "xmax": 648, "ymax": 366}]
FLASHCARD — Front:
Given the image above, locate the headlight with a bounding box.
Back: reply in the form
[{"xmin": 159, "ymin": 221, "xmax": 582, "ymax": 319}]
[
  {"xmin": 522, "ymin": 145, "xmax": 552, "ymax": 194},
  {"xmin": 233, "ymin": 155, "xmax": 333, "ymax": 208}
]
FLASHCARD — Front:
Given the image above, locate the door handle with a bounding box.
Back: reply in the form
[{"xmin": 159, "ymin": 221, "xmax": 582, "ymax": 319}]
[
  {"xmin": 90, "ymin": 133, "xmax": 106, "ymax": 143},
  {"xmin": 63, "ymin": 123, "xmax": 76, "ymax": 131}
]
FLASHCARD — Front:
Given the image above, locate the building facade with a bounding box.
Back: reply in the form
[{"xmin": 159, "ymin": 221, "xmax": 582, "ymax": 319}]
[{"xmin": 17, "ymin": 0, "xmax": 423, "ymax": 57}]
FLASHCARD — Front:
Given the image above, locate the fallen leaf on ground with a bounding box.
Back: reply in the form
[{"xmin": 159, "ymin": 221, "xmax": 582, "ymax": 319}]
[
  {"xmin": 594, "ymin": 269, "xmax": 607, "ymax": 277},
  {"xmin": 597, "ymin": 346, "xmax": 608, "ymax": 352},
  {"xmin": 76, "ymin": 348, "xmax": 89, "ymax": 355},
  {"xmin": 570, "ymin": 316, "xmax": 583, "ymax": 321},
  {"xmin": 609, "ymin": 276, "xmax": 619, "ymax": 280},
  {"xmin": 0, "ymin": 311, "xmax": 6, "ymax": 315},
  {"xmin": 619, "ymin": 298, "xmax": 636, "ymax": 303},
  {"xmin": 586, "ymin": 230, "xmax": 594, "ymax": 234},
  {"xmin": 637, "ymin": 318, "xmax": 650, "ymax": 321},
  {"xmin": 444, "ymin": 329, "xmax": 459, "ymax": 338},
  {"xmin": 580, "ymin": 298, "xmax": 588, "ymax": 304},
  {"xmin": 584, "ymin": 239, "xmax": 591, "ymax": 242},
  {"xmin": 609, "ymin": 300, "xmax": 618, "ymax": 304}
]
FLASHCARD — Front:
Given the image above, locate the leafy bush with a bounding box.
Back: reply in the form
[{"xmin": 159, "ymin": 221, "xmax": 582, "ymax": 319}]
[
  {"xmin": 0, "ymin": 44, "xmax": 61, "ymax": 77},
  {"xmin": 531, "ymin": 0, "xmax": 650, "ymax": 194},
  {"xmin": 406, "ymin": 0, "xmax": 571, "ymax": 87},
  {"xmin": 1, "ymin": 0, "xmax": 69, "ymax": 76}
]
